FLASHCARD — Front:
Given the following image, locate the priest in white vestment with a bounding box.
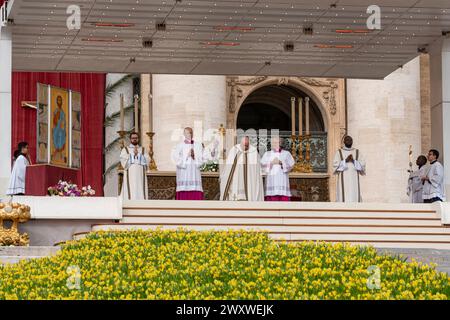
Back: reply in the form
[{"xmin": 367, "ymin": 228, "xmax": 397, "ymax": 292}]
[
  {"xmin": 333, "ymin": 135, "xmax": 366, "ymax": 202},
  {"xmin": 220, "ymin": 136, "xmax": 264, "ymax": 201},
  {"xmin": 6, "ymin": 142, "xmax": 31, "ymax": 196},
  {"xmin": 120, "ymin": 132, "xmax": 149, "ymax": 200},
  {"xmin": 422, "ymin": 149, "xmax": 446, "ymax": 203},
  {"xmin": 407, "ymin": 155, "xmax": 427, "ymax": 203},
  {"xmin": 172, "ymin": 127, "xmax": 205, "ymax": 200},
  {"xmin": 261, "ymin": 137, "xmax": 295, "ymax": 201}
]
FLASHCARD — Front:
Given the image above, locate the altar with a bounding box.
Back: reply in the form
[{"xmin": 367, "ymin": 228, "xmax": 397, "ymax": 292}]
[
  {"xmin": 25, "ymin": 164, "xmax": 79, "ymax": 196},
  {"xmin": 147, "ymin": 171, "xmax": 329, "ymax": 201}
]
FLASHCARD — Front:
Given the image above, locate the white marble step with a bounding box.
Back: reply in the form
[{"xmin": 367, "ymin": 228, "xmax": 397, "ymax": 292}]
[
  {"xmin": 122, "ymin": 209, "xmax": 439, "ymax": 219},
  {"xmin": 0, "ymin": 246, "xmax": 60, "ymax": 265},
  {"xmin": 0, "ymin": 256, "xmax": 48, "ymax": 265},
  {"xmin": 0, "ymin": 246, "xmax": 60, "ymax": 256},
  {"xmin": 120, "ymin": 216, "xmax": 443, "ymax": 226}
]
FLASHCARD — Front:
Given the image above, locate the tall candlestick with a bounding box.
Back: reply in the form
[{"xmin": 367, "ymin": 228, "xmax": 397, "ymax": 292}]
[
  {"xmin": 148, "ymin": 93, "xmax": 153, "ymax": 132},
  {"xmin": 134, "ymin": 95, "xmax": 139, "ymax": 133},
  {"xmin": 305, "ymin": 96, "xmax": 310, "ymax": 135},
  {"xmin": 298, "ymin": 97, "xmax": 303, "ymax": 135},
  {"xmin": 120, "ymin": 94, "xmax": 124, "ymax": 131},
  {"xmin": 291, "ymin": 97, "xmax": 296, "ymax": 136}
]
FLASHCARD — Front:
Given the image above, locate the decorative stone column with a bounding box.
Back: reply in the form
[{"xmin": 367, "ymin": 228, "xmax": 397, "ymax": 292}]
[
  {"xmin": 429, "ymin": 37, "xmax": 450, "ymax": 200},
  {"xmin": 0, "ymin": 26, "xmax": 11, "ymax": 199},
  {"xmin": 420, "ymin": 54, "xmax": 432, "ymax": 154},
  {"xmin": 152, "ymin": 75, "xmax": 227, "ymax": 171},
  {"xmin": 347, "ymin": 57, "xmax": 422, "ymax": 203}
]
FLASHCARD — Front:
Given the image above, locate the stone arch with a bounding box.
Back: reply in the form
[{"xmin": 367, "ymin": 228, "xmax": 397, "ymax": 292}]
[
  {"xmin": 226, "ymin": 76, "xmax": 346, "ymax": 201},
  {"xmin": 231, "ymin": 78, "xmax": 331, "ymax": 134}
]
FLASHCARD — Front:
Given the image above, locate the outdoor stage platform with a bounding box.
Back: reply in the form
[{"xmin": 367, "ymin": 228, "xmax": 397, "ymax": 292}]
[{"xmin": 13, "ymin": 196, "xmax": 450, "ymax": 249}]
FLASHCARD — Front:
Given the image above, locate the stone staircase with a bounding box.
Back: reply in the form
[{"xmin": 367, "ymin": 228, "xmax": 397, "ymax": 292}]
[
  {"xmin": 0, "ymin": 246, "xmax": 60, "ymax": 265},
  {"xmin": 73, "ymin": 200, "xmax": 450, "ymax": 250}
]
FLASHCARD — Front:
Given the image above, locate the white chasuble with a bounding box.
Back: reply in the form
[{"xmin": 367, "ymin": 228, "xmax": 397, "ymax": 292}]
[
  {"xmin": 6, "ymin": 155, "xmax": 30, "ymax": 195},
  {"xmin": 172, "ymin": 141, "xmax": 204, "ymax": 192},
  {"xmin": 333, "ymin": 147, "xmax": 366, "ymax": 202},
  {"xmin": 261, "ymin": 149, "xmax": 295, "ymax": 197},
  {"xmin": 120, "ymin": 144, "xmax": 149, "ymax": 200},
  {"xmin": 220, "ymin": 144, "xmax": 264, "ymax": 201},
  {"xmin": 407, "ymin": 166, "xmax": 427, "ymax": 203}
]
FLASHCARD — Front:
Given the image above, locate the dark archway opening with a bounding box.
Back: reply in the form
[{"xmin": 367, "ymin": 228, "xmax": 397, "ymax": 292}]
[{"xmin": 236, "ymin": 84, "xmax": 325, "ymax": 133}]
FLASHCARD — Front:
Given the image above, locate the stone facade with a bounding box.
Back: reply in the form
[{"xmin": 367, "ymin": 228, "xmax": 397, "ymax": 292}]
[
  {"xmin": 347, "ymin": 56, "xmax": 422, "ymax": 203},
  {"xmin": 152, "ymin": 75, "xmax": 227, "ymax": 171}
]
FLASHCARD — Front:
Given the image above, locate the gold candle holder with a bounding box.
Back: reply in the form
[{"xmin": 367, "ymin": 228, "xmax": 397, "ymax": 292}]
[
  {"xmin": 146, "ymin": 132, "xmax": 158, "ymax": 171},
  {"xmin": 292, "ymin": 133, "xmax": 313, "ymax": 173},
  {"xmin": 303, "ymin": 133, "xmax": 313, "ymax": 173},
  {"xmin": 305, "ymin": 133, "xmax": 311, "ymax": 163},
  {"xmin": 298, "ymin": 134, "xmax": 304, "ymax": 162}
]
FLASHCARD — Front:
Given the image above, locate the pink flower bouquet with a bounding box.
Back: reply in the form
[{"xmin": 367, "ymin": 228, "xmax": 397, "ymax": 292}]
[{"xmin": 47, "ymin": 180, "xmax": 96, "ymax": 197}]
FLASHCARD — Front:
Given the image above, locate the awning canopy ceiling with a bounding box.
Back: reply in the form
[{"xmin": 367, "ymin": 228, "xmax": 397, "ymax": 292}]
[{"xmin": 4, "ymin": 0, "xmax": 450, "ymax": 78}]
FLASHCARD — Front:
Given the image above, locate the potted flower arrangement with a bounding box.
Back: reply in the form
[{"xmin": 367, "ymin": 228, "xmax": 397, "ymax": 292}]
[
  {"xmin": 47, "ymin": 180, "xmax": 96, "ymax": 197},
  {"xmin": 200, "ymin": 160, "xmax": 219, "ymax": 172}
]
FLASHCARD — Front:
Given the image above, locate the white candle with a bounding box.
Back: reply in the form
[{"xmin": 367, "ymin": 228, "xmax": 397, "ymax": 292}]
[
  {"xmin": 134, "ymin": 95, "xmax": 139, "ymax": 133},
  {"xmin": 298, "ymin": 97, "xmax": 303, "ymax": 135},
  {"xmin": 120, "ymin": 94, "xmax": 124, "ymax": 131},
  {"xmin": 148, "ymin": 94, "xmax": 153, "ymax": 133},
  {"xmin": 305, "ymin": 97, "xmax": 310, "ymax": 135},
  {"xmin": 291, "ymin": 97, "xmax": 296, "ymax": 136}
]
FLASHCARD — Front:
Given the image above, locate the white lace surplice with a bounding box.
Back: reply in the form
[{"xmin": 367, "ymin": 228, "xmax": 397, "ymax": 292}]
[
  {"xmin": 172, "ymin": 141, "xmax": 204, "ymax": 192},
  {"xmin": 261, "ymin": 150, "xmax": 295, "ymax": 197}
]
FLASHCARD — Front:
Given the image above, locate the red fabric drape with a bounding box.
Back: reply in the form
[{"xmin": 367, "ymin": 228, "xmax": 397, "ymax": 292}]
[{"xmin": 11, "ymin": 72, "xmax": 105, "ymax": 196}]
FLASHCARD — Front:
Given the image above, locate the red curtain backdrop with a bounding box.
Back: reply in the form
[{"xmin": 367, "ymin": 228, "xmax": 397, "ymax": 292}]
[{"xmin": 11, "ymin": 72, "xmax": 106, "ymax": 196}]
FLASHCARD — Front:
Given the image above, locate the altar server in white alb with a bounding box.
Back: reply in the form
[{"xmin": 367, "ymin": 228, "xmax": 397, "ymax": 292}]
[
  {"xmin": 422, "ymin": 149, "xmax": 446, "ymax": 203},
  {"xmin": 6, "ymin": 142, "xmax": 31, "ymax": 196},
  {"xmin": 220, "ymin": 136, "xmax": 264, "ymax": 201},
  {"xmin": 172, "ymin": 127, "xmax": 205, "ymax": 200},
  {"xmin": 261, "ymin": 136, "xmax": 295, "ymax": 201},
  {"xmin": 120, "ymin": 132, "xmax": 149, "ymax": 200},
  {"xmin": 407, "ymin": 155, "xmax": 428, "ymax": 203},
  {"xmin": 333, "ymin": 135, "xmax": 366, "ymax": 202}
]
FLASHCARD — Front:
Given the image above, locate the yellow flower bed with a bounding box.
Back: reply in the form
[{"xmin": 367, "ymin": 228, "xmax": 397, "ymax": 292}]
[{"xmin": 0, "ymin": 230, "xmax": 449, "ymax": 300}]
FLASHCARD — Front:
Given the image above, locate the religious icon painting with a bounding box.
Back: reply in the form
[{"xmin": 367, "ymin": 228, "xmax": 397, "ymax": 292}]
[
  {"xmin": 50, "ymin": 87, "xmax": 70, "ymax": 166},
  {"xmin": 38, "ymin": 83, "xmax": 48, "ymax": 105},
  {"xmin": 38, "ymin": 105, "xmax": 48, "ymax": 123},
  {"xmin": 72, "ymin": 149, "xmax": 81, "ymax": 169},
  {"xmin": 38, "ymin": 123, "xmax": 47, "ymax": 143},
  {"xmin": 36, "ymin": 83, "xmax": 49, "ymax": 164},
  {"xmin": 70, "ymin": 91, "xmax": 82, "ymax": 169},
  {"xmin": 72, "ymin": 91, "xmax": 81, "ymax": 111},
  {"xmin": 72, "ymin": 130, "xmax": 81, "ymax": 149},
  {"xmin": 72, "ymin": 110, "xmax": 81, "ymax": 131},
  {"xmin": 37, "ymin": 142, "xmax": 48, "ymax": 163}
]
